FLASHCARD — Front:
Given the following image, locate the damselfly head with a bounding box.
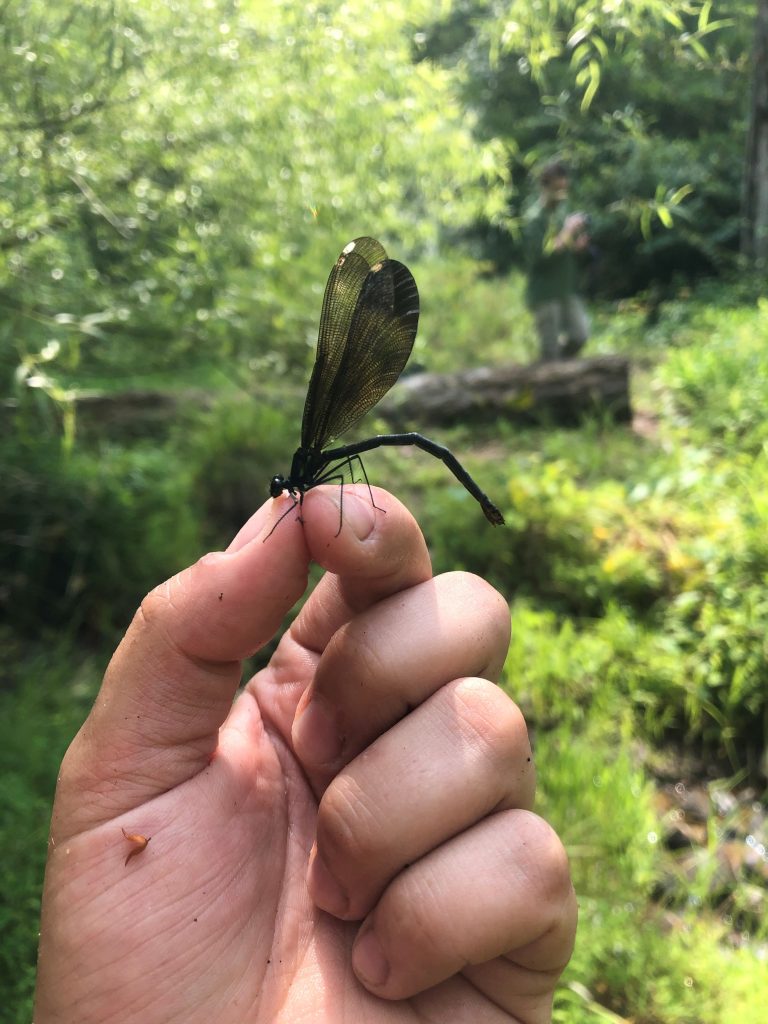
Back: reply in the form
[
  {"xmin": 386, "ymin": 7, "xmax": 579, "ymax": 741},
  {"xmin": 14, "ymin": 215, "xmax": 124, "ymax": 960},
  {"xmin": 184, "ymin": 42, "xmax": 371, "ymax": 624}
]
[{"xmin": 269, "ymin": 475, "xmax": 287, "ymax": 498}]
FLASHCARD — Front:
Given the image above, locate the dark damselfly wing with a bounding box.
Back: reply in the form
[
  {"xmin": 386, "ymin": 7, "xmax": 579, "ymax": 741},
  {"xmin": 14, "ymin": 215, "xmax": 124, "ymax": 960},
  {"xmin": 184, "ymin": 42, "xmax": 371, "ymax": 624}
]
[{"xmin": 300, "ymin": 237, "xmax": 419, "ymax": 451}]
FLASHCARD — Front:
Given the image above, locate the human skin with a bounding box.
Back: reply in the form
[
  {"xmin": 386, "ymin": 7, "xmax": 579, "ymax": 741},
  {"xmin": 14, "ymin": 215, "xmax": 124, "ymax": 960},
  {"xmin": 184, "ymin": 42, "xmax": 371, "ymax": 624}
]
[
  {"xmin": 541, "ymin": 176, "xmax": 589, "ymax": 252},
  {"xmin": 34, "ymin": 486, "xmax": 577, "ymax": 1023}
]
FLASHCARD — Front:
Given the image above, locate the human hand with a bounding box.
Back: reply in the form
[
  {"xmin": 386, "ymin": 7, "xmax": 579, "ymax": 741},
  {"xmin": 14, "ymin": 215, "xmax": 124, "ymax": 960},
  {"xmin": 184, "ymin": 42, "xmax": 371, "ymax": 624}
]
[
  {"xmin": 34, "ymin": 487, "xmax": 576, "ymax": 1023},
  {"xmin": 554, "ymin": 213, "xmax": 589, "ymax": 253}
]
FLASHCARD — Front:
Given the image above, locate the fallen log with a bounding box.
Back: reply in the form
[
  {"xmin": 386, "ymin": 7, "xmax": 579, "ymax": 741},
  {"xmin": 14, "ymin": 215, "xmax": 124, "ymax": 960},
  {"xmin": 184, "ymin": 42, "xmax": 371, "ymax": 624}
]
[
  {"xmin": 380, "ymin": 355, "xmax": 631, "ymax": 429},
  {"xmin": 72, "ymin": 388, "xmax": 209, "ymax": 433},
  {"xmin": 1, "ymin": 388, "xmax": 214, "ymax": 439},
  {"xmin": 1, "ymin": 356, "xmax": 631, "ymax": 439}
]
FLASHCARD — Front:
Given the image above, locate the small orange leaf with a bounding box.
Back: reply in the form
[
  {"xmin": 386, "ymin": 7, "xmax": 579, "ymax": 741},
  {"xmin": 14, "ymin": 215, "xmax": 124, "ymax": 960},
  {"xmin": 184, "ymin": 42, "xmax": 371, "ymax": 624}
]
[{"xmin": 122, "ymin": 827, "xmax": 151, "ymax": 866}]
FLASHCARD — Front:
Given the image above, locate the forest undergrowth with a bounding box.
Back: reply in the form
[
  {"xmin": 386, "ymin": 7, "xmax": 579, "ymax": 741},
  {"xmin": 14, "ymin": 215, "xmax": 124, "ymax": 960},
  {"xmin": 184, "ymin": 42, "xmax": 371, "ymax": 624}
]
[{"xmin": 3, "ymin": 285, "xmax": 768, "ymax": 1022}]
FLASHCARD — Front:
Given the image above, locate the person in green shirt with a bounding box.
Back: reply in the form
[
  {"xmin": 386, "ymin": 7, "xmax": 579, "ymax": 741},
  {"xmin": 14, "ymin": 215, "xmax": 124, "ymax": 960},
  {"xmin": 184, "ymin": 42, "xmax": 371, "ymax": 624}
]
[{"xmin": 523, "ymin": 159, "xmax": 591, "ymax": 361}]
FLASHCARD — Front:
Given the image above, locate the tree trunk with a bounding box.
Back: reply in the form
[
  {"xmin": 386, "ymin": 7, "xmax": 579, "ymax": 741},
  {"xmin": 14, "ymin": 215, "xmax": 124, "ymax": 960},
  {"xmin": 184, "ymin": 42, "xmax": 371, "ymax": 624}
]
[
  {"xmin": 380, "ymin": 356, "xmax": 631, "ymax": 429},
  {"xmin": 742, "ymin": 0, "xmax": 768, "ymax": 264}
]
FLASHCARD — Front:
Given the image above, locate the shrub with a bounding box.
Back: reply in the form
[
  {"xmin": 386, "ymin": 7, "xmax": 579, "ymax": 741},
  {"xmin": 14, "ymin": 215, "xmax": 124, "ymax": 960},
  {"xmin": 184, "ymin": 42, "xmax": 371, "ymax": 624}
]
[
  {"xmin": 179, "ymin": 395, "xmax": 296, "ymax": 546},
  {"xmin": 660, "ymin": 299, "xmax": 768, "ymax": 453},
  {"xmin": 1, "ymin": 432, "xmax": 201, "ymax": 635},
  {"xmin": 0, "ymin": 634, "xmax": 102, "ymax": 1020}
]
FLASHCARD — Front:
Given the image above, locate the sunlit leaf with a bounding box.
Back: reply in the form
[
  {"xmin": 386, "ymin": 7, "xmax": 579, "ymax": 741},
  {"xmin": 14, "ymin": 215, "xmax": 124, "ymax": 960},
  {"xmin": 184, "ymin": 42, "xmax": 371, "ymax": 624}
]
[
  {"xmin": 657, "ymin": 205, "xmax": 674, "ymax": 228},
  {"xmin": 669, "ymin": 184, "xmax": 695, "ymax": 205}
]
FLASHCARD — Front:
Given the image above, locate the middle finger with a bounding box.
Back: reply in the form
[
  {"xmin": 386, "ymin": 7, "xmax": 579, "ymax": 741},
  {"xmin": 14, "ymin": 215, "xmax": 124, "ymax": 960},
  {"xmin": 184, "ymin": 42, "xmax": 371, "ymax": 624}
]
[
  {"xmin": 291, "ymin": 571, "xmax": 510, "ymax": 785},
  {"xmin": 308, "ymin": 675, "xmax": 535, "ymax": 922}
]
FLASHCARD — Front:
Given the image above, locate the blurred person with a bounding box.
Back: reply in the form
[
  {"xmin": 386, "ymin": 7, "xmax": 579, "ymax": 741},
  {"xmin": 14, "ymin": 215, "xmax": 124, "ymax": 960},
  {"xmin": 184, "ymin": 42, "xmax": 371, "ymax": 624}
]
[
  {"xmin": 523, "ymin": 159, "xmax": 591, "ymax": 361},
  {"xmin": 34, "ymin": 486, "xmax": 577, "ymax": 1023}
]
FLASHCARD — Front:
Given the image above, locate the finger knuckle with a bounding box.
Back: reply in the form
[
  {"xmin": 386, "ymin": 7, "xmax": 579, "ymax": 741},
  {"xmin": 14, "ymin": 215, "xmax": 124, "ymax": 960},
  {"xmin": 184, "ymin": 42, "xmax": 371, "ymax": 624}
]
[
  {"xmin": 443, "ymin": 572, "xmax": 511, "ymax": 639},
  {"xmin": 382, "ymin": 877, "xmax": 445, "ymax": 955},
  {"xmin": 452, "ymin": 679, "xmax": 530, "ymax": 764},
  {"xmin": 511, "ymin": 811, "xmax": 574, "ymax": 908},
  {"xmin": 317, "ymin": 775, "xmax": 383, "ymax": 864},
  {"xmin": 322, "ymin": 622, "xmax": 388, "ymax": 693}
]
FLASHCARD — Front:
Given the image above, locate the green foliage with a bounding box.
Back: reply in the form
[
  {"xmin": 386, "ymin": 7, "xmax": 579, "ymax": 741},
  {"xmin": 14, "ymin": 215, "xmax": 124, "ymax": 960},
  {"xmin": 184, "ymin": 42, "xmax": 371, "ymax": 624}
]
[
  {"xmin": 484, "ymin": 0, "xmax": 732, "ymax": 91},
  {"xmin": 502, "ymin": 494, "xmax": 768, "ymax": 1021},
  {"xmin": 402, "ymin": 318, "xmax": 765, "ymax": 767},
  {"xmin": 2, "ymin": 2, "xmax": 768, "ymax": 1018},
  {"xmin": 1, "ymin": 426, "xmax": 201, "ymax": 635},
  {"xmin": 0, "ymin": 635, "xmax": 102, "ymax": 1021},
  {"xmin": 534, "ymin": 715, "xmax": 659, "ymax": 897},
  {"xmin": 501, "ymin": 457, "xmax": 768, "ymax": 763},
  {"xmin": 0, "ymin": 0, "xmax": 508, "ymax": 398},
  {"xmin": 419, "ymin": 0, "xmax": 752, "ymax": 294},
  {"xmin": 660, "ymin": 298, "xmax": 768, "ymax": 452},
  {"xmin": 506, "ymin": 601, "xmax": 684, "ymax": 735},
  {"xmin": 412, "ymin": 256, "xmax": 534, "ymax": 370},
  {"xmin": 560, "ymin": 904, "xmax": 768, "ymax": 1023},
  {"xmin": 528, "ymin": 711, "xmax": 768, "ymax": 1023},
  {"xmin": 1, "ymin": 0, "xmax": 757, "ymax": 401},
  {"xmin": 4, "ymin": 286, "xmax": 768, "ymax": 1022},
  {"xmin": 181, "ymin": 395, "xmax": 298, "ymax": 545}
]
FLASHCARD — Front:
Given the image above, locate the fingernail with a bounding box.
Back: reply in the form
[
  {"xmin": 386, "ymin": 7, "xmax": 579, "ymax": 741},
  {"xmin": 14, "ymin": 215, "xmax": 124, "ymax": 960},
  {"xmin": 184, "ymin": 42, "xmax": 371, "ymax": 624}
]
[
  {"xmin": 293, "ymin": 696, "xmax": 343, "ymax": 767},
  {"xmin": 337, "ymin": 492, "xmax": 375, "ymax": 540},
  {"xmin": 353, "ymin": 924, "xmax": 390, "ymax": 988},
  {"xmin": 307, "ymin": 848, "xmax": 349, "ymax": 917}
]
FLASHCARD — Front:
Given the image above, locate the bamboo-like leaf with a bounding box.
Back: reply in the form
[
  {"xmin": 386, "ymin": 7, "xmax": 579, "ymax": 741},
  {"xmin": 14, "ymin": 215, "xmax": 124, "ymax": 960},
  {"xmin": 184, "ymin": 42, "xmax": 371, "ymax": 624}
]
[
  {"xmin": 570, "ymin": 42, "xmax": 590, "ymax": 67},
  {"xmin": 657, "ymin": 205, "xmax": 673, "ymax": 228},
  {"xmin": 669, "ymin": 184, "xmax": 695, "ymax": 205},
  {"xmin": 591, "ymin": 34, "xmax": 609, "ymax": 59},
  {"xmin": 580, "ymin": 59, "xmax": 601, "ymax": 111},
  {"xmin": 567, "ymin": 27, "xmax": 590, "ymax": 49},
  {"xmin": 697, "ymin": 18, "xmax": 735, "ymax": 38},
  {"xmin": 661, "ymin": 8, "xmax": 684, "ymax": 29}
]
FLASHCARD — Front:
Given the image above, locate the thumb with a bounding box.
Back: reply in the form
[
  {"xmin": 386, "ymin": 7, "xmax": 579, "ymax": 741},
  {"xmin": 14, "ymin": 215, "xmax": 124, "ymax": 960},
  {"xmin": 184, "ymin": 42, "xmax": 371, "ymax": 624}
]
[{"xmin": 54, "ymin": 500, "xmax": 309, "ymax": 838}]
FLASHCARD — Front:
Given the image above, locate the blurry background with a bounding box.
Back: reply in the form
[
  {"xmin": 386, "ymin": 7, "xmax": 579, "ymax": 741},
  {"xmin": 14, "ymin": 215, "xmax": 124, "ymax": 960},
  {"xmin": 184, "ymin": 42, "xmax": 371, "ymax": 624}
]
[{"xmin": 2, "ymin": 1, "xmax": 767, "ymax": 1020}]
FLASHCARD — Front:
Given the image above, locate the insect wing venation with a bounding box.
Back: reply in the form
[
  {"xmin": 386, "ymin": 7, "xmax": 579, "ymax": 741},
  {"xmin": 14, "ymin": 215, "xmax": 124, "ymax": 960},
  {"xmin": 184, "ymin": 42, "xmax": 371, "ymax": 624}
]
[
  {"xmin": 301, "ymin": 239, "xmax": 419, "ymax": 450},
  {"xmin": 301, "ymin": 239, "xmax": 385, "ymax": 449},
  {"xmin": 321, "ymin": 260, "xmax": 417, "ymax": 442}
]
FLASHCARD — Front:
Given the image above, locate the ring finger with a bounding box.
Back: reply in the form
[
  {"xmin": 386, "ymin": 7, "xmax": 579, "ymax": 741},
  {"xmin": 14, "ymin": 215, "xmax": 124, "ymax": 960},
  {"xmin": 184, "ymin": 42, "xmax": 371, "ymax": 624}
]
[{"xmin": 307, "ymin": 675, "xmax": 535, "ymax": 922}]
